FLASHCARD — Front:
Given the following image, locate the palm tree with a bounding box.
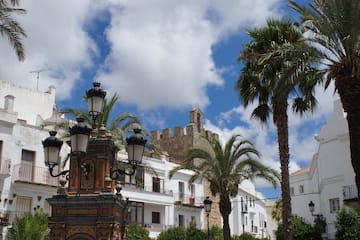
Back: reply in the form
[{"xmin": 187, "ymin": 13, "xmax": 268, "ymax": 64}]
[
  {"xmin": 289, "ymin": 0, "xmax": 360, "ymax": 203},
  {"xmin": 0, "ymin": 0, "xmax": 26, "ymax": 61},
  {"xmin": 271, "ymin": 198, "xmax": 282, "ymax": 223},
  {"xmin": 169, "ymin": 135, "xmax": 279, "ymax": 240},
  {"xmin": 236, "ymin": 18, "xmax": 322, "ymax": 240},
  {"xmin": 7, "ymin": 209, "xmax": 50, "ymax": 240}
]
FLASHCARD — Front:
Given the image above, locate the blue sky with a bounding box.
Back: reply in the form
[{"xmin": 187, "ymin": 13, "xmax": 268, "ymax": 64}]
[{"xmin": 0, "ymin": 0, "xmax": 339, "ymax": 200}]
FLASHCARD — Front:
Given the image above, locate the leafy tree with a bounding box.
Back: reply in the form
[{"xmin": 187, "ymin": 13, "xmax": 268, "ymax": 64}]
[
  {"xmin": 7, "ymin": 209, "xmax": 50, "ymax": 240},
  {"xmin": 127, "ymin": 224, "xmax": 151, "ymax": 240},
  {"xmin": 0, "ymin": 0, "xmax": 27, "ymax": 61},
  {"xmin": 289, "ymin": 0, "xmax": 360, "ymax": 201},
  {"xmin": 275, "ymin": 215, "xmax": 322, "ymax": 240},
  {"xmin": 335, "ymin": 207, "xmax": 360, "ymax": 240},
  {"xmin": 156, "ymin": 227, "xmax": 186, "ymax": 240},
  {"xmin": 169, "ymin": 135, "xmax": 279, "ymax": 240},
  {"xmin": 237, "ymin": 18, "xmax": 322, "ymax": 239}
]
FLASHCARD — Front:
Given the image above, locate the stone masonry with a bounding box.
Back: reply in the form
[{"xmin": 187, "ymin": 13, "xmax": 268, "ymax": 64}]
[{"xmin": 151, "ymin": 108, "xmax": 221, "ymax": 228}]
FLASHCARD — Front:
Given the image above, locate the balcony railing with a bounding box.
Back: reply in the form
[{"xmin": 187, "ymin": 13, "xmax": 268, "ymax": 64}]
[
  {"xmin": 343, "ymin": 185, "xmax": 358, "ymax": 200},
  {"xmin": 122, "ymin": 183, "xmax": 173, "ymax": 195},
  {"xmin": 12, "ymin": 163, "xmax": 60, "ymax": 186},
  {"xmin": 174, "ymin": 193, "xmax": 202, "ymax": 206}
]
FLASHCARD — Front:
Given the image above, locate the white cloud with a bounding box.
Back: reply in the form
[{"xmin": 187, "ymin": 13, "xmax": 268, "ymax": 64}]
[
  {"xmin": 0, "ymin": 0, "xmax": 100, "ymax": 99},
  {"xmin": 95, "ymin": 0, "xmax": 282, "ymax": 110}
]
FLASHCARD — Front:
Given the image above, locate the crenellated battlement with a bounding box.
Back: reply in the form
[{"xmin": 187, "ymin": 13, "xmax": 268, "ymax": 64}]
[{"xmin": 151, "ymin": 108, "xmax": 218, "ymax": 164}]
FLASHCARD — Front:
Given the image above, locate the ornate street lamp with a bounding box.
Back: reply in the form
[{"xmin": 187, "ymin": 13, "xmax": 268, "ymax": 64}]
[
  {"xmin": 308, "ymin": 201, "xmax": 327, "ymax": 240},
  {"xmin": 308, "ymin": 201, "xmax": 315, "ymax": 215},
  {"xmin": 42, "ymin": 82, "xmax": 146, "ymax": 181},
  {"xmin": 203, "ymin": 196, "xmax": 212, "ymax": 240}
]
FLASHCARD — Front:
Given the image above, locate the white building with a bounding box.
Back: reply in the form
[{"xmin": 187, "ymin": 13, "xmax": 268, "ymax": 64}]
[
  {"xmin": 230, "ymin": 180, "xmax": 274, "ymax": 239},
  {"xmin": 0, "ymin": 80, "xmax": 276, "ymax": 239},
  {"xmin": 290, "ymin": 100, "xmax": 356, "ymax": 239},
  {"xmin": 0, "ymin": 80, "xmax": 69, "ymax": 237}
]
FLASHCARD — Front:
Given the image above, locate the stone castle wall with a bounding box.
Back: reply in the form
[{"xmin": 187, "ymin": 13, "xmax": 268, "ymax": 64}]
[{"xmin": 151, "ymin": 108, "xmax": 221, "ymax": 227}]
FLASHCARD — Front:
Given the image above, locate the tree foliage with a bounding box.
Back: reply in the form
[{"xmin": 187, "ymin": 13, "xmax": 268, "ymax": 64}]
[
  {"xmin": 335, "ymin": 207, "xmax": 360, "ymax": 240},
  {"xmin": 275, "ymin": 215, "xmax": 323, "ymax": 240},
  {"xmin": 170, "ymin": 135, "xmax": 279, "ymax": 240},
  {"xmin": 7, "ymin": 209, "xmax": 50, "ymax": 240},
  {"xmin": 0, "ymin": 0, "xmax": 27, "ymax": 61},
  {"xmin": 289, "ymin": 0, "xmax": 360, "ymax": 201},
  {"xmin": 127, "ymin": 224, "xmax": 151, "ymax": 240}
]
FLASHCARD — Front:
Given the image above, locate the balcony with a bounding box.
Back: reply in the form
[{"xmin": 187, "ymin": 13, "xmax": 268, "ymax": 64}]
[
  {"xmin": 343, "ymin": 185, "xmax": 359, "ymax": 209},
  {"xmin": 122, "ymin": 183, "xmax": 173, "ymax": 195},
  {"xmin": 343, "ymin": 185, "xmax": 358, "ymax": 200},
  {"xmin": 174, "ymin": 193, "xmax": 202, "ymax": 207},
  {"xmin": 12, "ymin": 163, "xmax": 60, "ymax": 186},
  {"xmin": 0, "ymin": 159, "xmax": 11, "ymax": 179}
]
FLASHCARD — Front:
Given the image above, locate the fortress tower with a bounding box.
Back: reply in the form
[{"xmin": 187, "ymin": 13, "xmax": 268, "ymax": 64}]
[{"xmin": 151, "ymin": 108, "xmax": 221, "ymax": 228}]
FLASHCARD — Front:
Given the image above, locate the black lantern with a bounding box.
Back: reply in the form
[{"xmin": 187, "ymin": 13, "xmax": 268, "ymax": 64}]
[
  {"xmin": 69, "ymin": 118, "xmax": 91, "ymax": 155},
  {"xmin": 308, "ymin": 201, "xmax": 315, "ymax": 215},
  {"xmin": 86, "ymin": 82, "xmax": 106, "ymax": 122},
  {"xmin": 110, "ymin": 128, "xmax": 147, "ymax": 179},
  {"xmin": 203, "ymin": 196, "xmax": 212, "ymax": 240},
  {"xmin": 204, "ymin": 196, "xmax": 212, "ymax": 213},
  {"xmin": 42, "ymin": 131, "xmax": 68, "ymax": 178},
  {"xmin": 126, "ymin": 128, "xmax": 147, "ymax": 165}
]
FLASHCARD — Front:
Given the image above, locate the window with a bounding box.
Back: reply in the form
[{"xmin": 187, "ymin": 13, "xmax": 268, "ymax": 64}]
[
  {"xmin": 152, "ymin": 177, "xmax": 161, "ymax": 193},
  {"xmin": 21, "ymin": 149, "xmax": 35, "ymax": 182},
  {"xmin": 329, "ymin": 198, "xmax": 340, "ymax": 213},
  {"xmin": 152, "ymin": 212, "xmax": 160, "ymax": 224},
  {"xmin": 178, "ymin": 215, "xmax": 185, "ymax": 227},
  {"xmin": 16, "ymin": 196, "xmax": 32, "ymax": 216},
  {"xmin": 299, "ymin": 185, "xmax": 304, "ymax": 194},
  {"xmin": 179, "ymin": 182, "xmax": 184, "ymax": 201},
  {"xmin": 290, "ymin": 187, "xmax": 294, "ymax": 196},
  {"xmin": 190, "ymin": 184, "xmax": 195, "ymax": 197},
  {"xmin": 127, "ymin": 202, "xmax": 144, "ymax": 225}
]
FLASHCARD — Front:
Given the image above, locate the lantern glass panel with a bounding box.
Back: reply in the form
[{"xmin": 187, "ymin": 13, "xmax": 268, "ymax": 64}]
[
  {"xmin": 44, "ymin": 146, "xmax": 60, "ymax": 165},
  {"xmin": 128, "ymin": 144, "xmax": 145, "ymax": 164},
  {"xmin": 88, "ymin": 96, "xmax": 104, "ymax": 115},
  {"xmin": 71, "ymin": 134, "xmax": 89, "ymax": 154}
]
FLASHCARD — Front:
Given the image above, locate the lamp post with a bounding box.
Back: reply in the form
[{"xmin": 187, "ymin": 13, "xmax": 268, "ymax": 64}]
[
  {"xmin": 308, "ymin": 201, "xmax": 327, "ymax": 240},
  {"xmin": 203, "ymin": 196, "xmax": 212, "ymax": 240},
  {"xmin": 43, "ymin": 82, "xmax": 147, "ymax": 240}
]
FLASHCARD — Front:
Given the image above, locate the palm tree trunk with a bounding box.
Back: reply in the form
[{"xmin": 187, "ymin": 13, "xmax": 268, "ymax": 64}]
[
  {"xmin": 336, "ymin": 74, "xmax": 360, "ymax": 201},
  {"xmin": 219, "ymin": 194, "xmax": 232, "ymax": 240},
  {"xmin": 274, "ymin": 99, "xmax": 293, "ymax": 240},
  {"xmin": 347, "ymin": 111, "xmax": 360, "ymax": 200}
]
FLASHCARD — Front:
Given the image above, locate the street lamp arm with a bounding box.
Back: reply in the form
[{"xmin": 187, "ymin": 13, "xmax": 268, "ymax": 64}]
[
  {"xmin": 48, "ymin": 163, "xmax": 70, "ymax": 179},
  {"xmin": 110, "ymin": 164, "xmax": 137, "ymax": 179}
]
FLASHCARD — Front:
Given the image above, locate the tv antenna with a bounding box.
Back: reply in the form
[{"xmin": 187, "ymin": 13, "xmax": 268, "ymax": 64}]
[{"xmin": 30, "ymin": 69, "xmax": 48, "ymax": 90}]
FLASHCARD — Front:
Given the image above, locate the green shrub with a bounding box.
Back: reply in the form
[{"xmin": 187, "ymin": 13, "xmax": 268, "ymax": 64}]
[
  {"xmin": 185, "ymin": 222, "xmax": 207, "ymax": 240},
  {"xmin": 208, "ymin": 226, "xmax": 223, "ymax": 240},
  {"xmin": 127, "ymin": 224, "xmax": 151, "ymax": 240},
  {"xmin": 335, "ymin": 207, "xmax": 360, "ymax": 240},
  {"xmin": 157, "ymin": 227, "xmax": 186, "ymax": 240},
  {"xmin": 275, "ymin": 215, "xmax": 322, "ymax": 240},
  {"xmin": 233, "ymin": 232, "xmax": 257, "ymax": 240}
]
